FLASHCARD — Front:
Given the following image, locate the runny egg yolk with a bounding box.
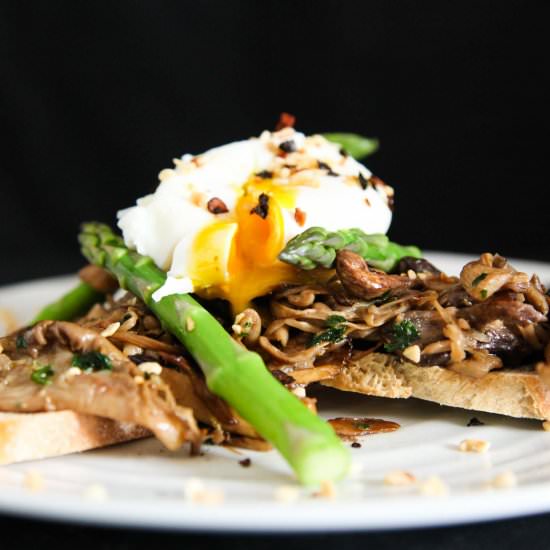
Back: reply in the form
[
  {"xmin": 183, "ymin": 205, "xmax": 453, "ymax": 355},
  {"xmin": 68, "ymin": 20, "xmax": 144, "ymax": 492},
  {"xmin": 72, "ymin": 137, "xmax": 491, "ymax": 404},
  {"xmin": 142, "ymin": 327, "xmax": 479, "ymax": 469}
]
[{"xmin": 189, "ymin": 178, "xmax": 303, "ymax": 313}]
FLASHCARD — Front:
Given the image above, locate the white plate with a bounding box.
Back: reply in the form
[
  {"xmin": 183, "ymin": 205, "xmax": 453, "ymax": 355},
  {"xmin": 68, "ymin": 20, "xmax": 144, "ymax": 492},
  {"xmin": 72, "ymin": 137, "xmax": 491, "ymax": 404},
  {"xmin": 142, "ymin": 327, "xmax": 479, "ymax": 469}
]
[{"xmin": 1, "ymin": 252, "xmax": 550, "ymax": 532}]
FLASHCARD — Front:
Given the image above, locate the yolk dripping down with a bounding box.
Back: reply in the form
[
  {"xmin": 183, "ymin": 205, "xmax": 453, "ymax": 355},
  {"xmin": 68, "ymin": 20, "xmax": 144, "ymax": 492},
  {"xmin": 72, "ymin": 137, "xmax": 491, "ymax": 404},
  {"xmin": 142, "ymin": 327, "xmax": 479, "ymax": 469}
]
[{"xmin": 189, "ymin": 179, "xmax": 303, "ymax": 313}]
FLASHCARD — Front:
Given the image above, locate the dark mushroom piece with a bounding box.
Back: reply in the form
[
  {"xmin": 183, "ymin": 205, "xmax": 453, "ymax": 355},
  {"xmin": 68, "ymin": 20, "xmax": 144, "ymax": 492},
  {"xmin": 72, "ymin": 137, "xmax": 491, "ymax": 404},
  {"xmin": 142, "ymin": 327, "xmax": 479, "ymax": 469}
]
[{"xmin": 336, "ymin": 250, "xmax": 412, "ymax": 300}]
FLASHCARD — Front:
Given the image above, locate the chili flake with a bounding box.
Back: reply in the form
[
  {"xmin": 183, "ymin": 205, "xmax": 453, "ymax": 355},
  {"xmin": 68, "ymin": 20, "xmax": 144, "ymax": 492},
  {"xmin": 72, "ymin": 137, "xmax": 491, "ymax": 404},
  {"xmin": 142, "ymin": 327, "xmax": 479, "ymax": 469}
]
[{"xmin": 207, "ymin": 197, "xmax": 229, "ymax": 214}]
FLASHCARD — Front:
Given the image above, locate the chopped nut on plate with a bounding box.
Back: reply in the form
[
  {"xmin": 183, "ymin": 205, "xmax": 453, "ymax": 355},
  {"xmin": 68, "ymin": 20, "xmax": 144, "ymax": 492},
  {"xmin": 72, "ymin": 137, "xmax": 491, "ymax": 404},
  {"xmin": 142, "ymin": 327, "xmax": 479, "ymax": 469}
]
[
  {"xmin": 314, "ymin": 479, "xmax": 336, "ymax": 499},
  {"xmin": 183, "ymin": 477, "xmax": 224, "ymax": 505},
  {"xmin": 384, "ymin": 470, "xmax": 416, "ymax": 486},
  {"xmin": 418, "ymin": 476, "xmax": 449, "ymax": 496},
  {"xmin": 23, "ymin": 470, "xmax": 45, "ymax": 492},
  {"xmin": 488, "ymin": 470, "xmax": 517, "ymax": 489},
  {"xmin": 274, "ymin": 485, "xmax": 300, "ymax": 503},
  {"xmin": 458, "ymin": 439, "xmax": 490, "ymax": 453}
]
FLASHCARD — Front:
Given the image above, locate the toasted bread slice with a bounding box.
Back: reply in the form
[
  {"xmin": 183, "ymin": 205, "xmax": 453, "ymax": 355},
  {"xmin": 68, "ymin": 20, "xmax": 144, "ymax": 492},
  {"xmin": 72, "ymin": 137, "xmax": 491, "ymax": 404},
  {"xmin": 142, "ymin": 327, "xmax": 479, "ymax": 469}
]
[
  {"xmin": 0, "ymin": 411, "xmax": 150, "ymax": 465},
  {"xmin": 321, "ymin": 352, "xmax": 550, "ymax": 420}
]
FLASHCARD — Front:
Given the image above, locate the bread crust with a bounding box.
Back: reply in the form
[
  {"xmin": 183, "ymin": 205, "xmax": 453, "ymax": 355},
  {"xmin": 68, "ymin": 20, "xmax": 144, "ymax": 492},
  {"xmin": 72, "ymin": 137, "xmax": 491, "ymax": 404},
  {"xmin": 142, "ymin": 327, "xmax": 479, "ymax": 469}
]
[
  {"xmin": 0, "ymin": 411, "xmax": 150, "ymax": 465},
  {"xmin": 321, "ymin": 352, "xmax": 550, "ymax": 420}
]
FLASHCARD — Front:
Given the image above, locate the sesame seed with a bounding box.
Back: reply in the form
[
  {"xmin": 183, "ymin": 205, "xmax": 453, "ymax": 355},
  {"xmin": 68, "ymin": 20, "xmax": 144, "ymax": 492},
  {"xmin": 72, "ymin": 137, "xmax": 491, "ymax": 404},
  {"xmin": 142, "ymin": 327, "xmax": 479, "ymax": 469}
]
[
  {"xmin": 123, "ymin": 344, "xmax": 143, "ymax": 356},
  {"xmin": 65, "ymin": 366, "xmax": 82, "ymax": 378},
  {"xmin": 138, "ymin": 362, "xmax": 163, "ymax": 376},
  {"xmin": 186, "ymin": 317, "xmax": 195, "ymax": 331},
  {"xmin": 100, "ymin": 322, "xmax": 120, "ymax": 338}
]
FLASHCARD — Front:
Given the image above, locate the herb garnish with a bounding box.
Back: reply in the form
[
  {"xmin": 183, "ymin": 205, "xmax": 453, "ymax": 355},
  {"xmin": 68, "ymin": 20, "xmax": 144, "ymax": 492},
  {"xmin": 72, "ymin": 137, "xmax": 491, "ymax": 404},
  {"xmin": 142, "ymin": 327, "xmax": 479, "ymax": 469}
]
[
  {"xmin": 325, "ymin": 315, "xmax": 346, "ymax": 327},
  {"xmin": 472, "ymin": 273, "xmax": 488, "ymax": 287},
  {"xmin": 16, "ymin": 334, "xmax": 27, "ymax": 349},
  {"xmin": 72, "ymin": 351, "xmax": 113, "ymax": 372},
  {"xmin": 31, "ymin": 364, "xmax": 54, "ymax": 385},
  {"xmin": 309, "ymin": 315, "xmax": 347, "ymax": 347},
  {"xmin": 355, "ymin": 420, "xmax": 371, "ymax": 430},
  {"xmin": 384, "ymin": 320, "xmax": 420, "ymax": 352},
  {"xmin": 480, "ymin": 289, "xmax": 488, "ymax": 299},
  {"xmin": 372, "ymin": 290, "xmax": 393, "ymax": 306},
  {"xmin": 250, "ymin": 193, "xmax": 270, "ymax": 219},
  {"xmin": 237, "ymin": 320, "xmax": 254, "ymax": 338}
]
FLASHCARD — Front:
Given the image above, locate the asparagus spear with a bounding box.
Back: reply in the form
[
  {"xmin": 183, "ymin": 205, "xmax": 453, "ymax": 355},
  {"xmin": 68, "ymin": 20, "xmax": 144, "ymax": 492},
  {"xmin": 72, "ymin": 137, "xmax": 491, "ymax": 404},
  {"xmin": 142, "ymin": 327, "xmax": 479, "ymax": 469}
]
[
  {"xmin": 279, "ymin": 227, "xmax": 421, "ymax": 272},
  {"xmin": 33, "ymin": 281, "xmax": 103, "ymax": 323},
  {"xmin": 79, "ymin": 222, "xmax": 350, "ymax": 485},
  {"xmin": 322, "ymin": 133, "xmax": 379, "ymax": 159}
]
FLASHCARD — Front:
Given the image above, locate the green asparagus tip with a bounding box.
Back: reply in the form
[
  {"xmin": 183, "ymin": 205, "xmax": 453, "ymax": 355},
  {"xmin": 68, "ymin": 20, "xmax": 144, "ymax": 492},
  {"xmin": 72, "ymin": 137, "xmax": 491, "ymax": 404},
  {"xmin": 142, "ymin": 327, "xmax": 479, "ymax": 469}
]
[
  {"xmin": 279, "ymin": 226, "xmax": 421, "ymax": 272},
  {"xmin": 322, "ymin": 133, "xmax": 379, "ymax": 159}
]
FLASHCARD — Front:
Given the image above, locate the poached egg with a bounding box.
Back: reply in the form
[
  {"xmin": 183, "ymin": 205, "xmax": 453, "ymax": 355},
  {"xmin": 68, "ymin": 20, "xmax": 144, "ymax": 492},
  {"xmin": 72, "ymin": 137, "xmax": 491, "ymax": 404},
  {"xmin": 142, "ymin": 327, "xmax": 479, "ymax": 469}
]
[{"xmin": 118, "ymin": 127, "xmax": 393, "ymax": 313}]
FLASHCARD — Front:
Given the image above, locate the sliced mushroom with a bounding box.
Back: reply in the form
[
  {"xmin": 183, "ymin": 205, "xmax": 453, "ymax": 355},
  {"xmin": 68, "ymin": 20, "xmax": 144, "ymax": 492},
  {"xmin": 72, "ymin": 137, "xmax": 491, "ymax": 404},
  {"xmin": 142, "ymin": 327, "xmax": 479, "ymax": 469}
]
[{"xmin": 336, "ymin": 250, "xmax": 412, "ymax": 300}]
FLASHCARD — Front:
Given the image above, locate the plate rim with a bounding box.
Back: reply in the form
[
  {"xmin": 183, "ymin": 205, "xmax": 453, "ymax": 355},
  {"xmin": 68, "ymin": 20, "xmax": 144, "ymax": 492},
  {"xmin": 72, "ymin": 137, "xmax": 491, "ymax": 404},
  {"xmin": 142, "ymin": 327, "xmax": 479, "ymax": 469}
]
[{"xmin": 2, "ymin": 251, "xmax": 550, "ymax": 532}]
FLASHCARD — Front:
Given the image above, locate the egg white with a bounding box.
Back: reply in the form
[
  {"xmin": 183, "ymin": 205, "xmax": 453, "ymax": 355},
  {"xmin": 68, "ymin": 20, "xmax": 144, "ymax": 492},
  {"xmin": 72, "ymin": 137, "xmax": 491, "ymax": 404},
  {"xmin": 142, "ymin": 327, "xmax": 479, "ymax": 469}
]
[{"xmin": 118, "ymin": 128, "xmax": 393, "ymax": 310}]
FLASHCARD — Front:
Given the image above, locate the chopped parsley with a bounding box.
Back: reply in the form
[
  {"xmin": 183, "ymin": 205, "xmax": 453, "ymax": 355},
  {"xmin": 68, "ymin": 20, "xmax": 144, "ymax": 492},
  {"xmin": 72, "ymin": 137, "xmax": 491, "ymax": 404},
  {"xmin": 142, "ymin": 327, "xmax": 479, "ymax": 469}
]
[
  {"xmin": 309, "ymin": 315, "xmax": 347, "ymax": 347},
  {"xmin": 354, "ymin": 420, "xmax": 371, "ymax": 430},
  {"xmin": 472, "ymin": 272, "xmax": 488, "ymax": 287},
  {"xmin": 16, "ymin": 334, "xmax": 27, "ymax": 349},
  {"xmin": 372, "ymin": 290, "xmax": 393, "ymax": 305},
  {"xmin": 480, "ymin": 289, "xmax": 488, "ymax": 299},
  {"xmin": 241, "ymin": 320, "xmax": 253, "ymax": 337},
  {"xmin": 31, "ymin": 364, "xmax": 54, "ymax": 385},
  {"xmin": 325, "ymin": 315, "xmax": 346, "ymax": 327},
  {"xmin": 384, "ymin": 320, "xmax": 420, "ymax": 352},
  {"xmin": 71, "ymin": 351, "xmax": 113, "ymax": 373}
]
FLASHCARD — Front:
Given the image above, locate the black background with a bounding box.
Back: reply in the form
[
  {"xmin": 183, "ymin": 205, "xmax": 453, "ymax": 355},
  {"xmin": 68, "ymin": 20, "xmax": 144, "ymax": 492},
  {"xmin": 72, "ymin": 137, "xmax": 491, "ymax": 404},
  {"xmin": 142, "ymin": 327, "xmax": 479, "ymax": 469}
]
[
  {"xmin": 1, "ymin": 1, "xmax": 549, "ymax": 285},
  {"xmin": 1, "ymin": 1, "xmax": 550, "ymax": 547}
]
